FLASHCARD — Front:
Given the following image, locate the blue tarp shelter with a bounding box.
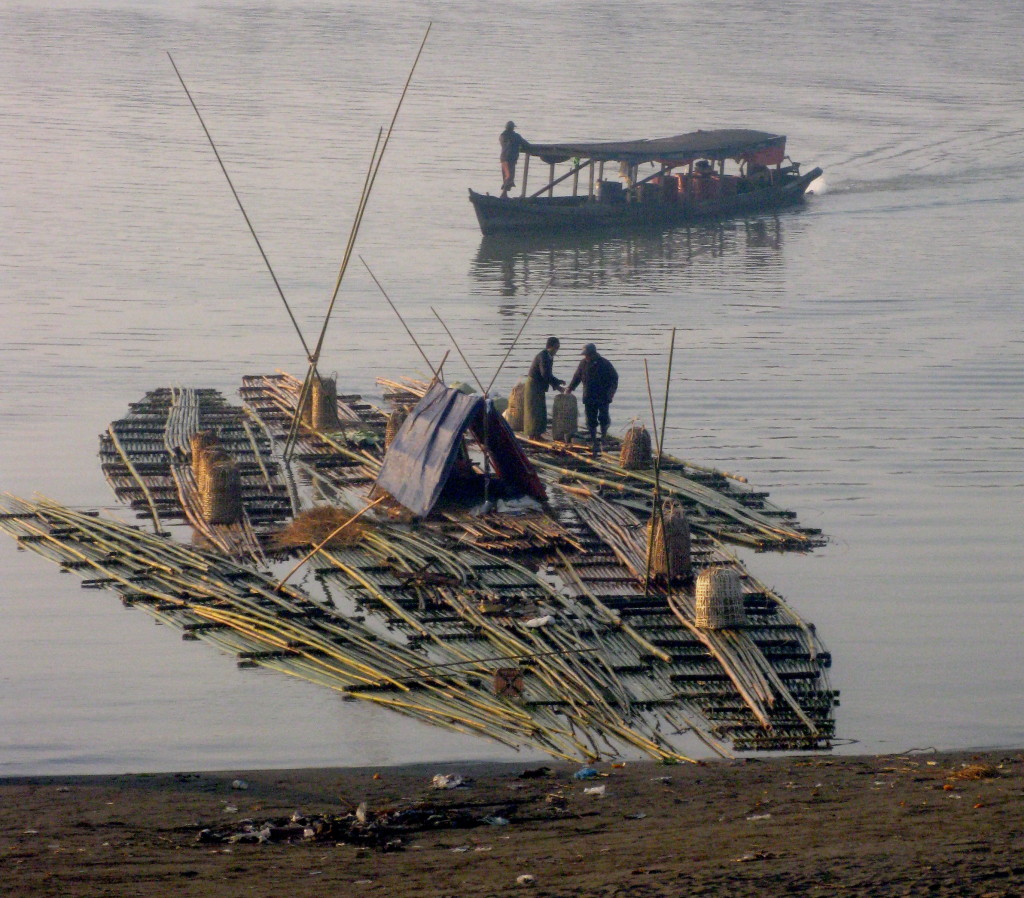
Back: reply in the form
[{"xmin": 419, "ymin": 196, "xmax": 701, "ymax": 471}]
[{"xmin": 373, "ymin": 382, "xmax": 546, "ymax": 517}]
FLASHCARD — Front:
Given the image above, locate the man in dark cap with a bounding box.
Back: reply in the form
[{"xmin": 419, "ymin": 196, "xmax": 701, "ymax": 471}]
[
  {"xmin": 567, "ymin": 343, "xmax": 619, "ymax": 456},
  {"xmin": 499, "ymin": 121, "xmax": 530, "ymax": 198},
  {"xmin": 523, "ymin": 336, "xmax": 564, "ymax": 438}
]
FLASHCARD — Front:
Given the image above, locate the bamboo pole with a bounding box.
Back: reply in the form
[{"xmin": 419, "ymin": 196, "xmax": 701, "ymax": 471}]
[
  {"xmin": 105, "ymin": 426, "xmax": 162, "ymax": 534},
  {"xmin": 430, "ymin": 307, "xmax": 485, "ymax": 394},
  {"xmin": 360, "ymin": 256, "xmax": 441, "ymax": 382},
  {"xmin": 485, "ymin": 278, "xmax": 553, "ymax": 395},
  {"xmin": 166, "ymin": 53, "xmax": 313, "ymax": 362}
]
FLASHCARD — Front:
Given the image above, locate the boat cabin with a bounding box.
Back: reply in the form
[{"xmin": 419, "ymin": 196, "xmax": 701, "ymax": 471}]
[
  {"xmin": 513, "ymin": 129, "xmax": 796, "ymax": 202},
  {"xmin": 469, "ymin": 128, "xmax": 822, "ymax": 235}
]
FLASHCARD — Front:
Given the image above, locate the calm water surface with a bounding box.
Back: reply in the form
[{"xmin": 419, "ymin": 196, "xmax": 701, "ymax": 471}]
[{"xmin": 2, "ymin": 0, "xmax": 1022, "ymax": 774}]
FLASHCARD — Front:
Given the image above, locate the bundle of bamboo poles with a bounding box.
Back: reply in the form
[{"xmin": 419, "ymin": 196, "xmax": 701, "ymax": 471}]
[
  {"xmin": 316, "ymin": 520, "xmax": 696, "ymax": 762},
  {"xmin": 0, "ymin": 495, "xmax": 598, "ymax": 760},
  {"xmin": 528, "ymin": 444, "xmax": 812, "ymax": 550},
  {"xmin": 0, "ymin": 494, "xmax": 723, "ymax": 761}
]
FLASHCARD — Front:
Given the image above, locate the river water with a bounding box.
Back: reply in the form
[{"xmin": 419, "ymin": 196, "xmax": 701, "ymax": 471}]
[{"xmin": 2, "ymin": 1, "xmax": 1022, "ymax": 774}]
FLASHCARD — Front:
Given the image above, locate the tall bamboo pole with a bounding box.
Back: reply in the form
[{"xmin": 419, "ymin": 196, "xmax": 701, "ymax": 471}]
[
  {"xmin": 431, "ymin": 307, "xmax": 485, "ymax": 394},
  {"xmin": 360, "ymin": 256, "xmax": 440, "ymax": 381},
  {"xmin": 167, "ymin": 53, "xmax": 313, "ymax": 362},
  {"xmin": 286, "ymin": 23, "xmax": 431, "ymax": 458},
  {"xmin": 643, "ymin": 328, "xmax": 676, "ymax": 594}
]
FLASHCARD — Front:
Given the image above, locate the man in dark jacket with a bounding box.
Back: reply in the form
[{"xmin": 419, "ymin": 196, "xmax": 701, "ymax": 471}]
[
  {"xmin": 567, "ymin": 343, "xmax": 619, "ymax": 455},
  {"xmin": 523, "ymin": 336, "xmax": 564, "ymax": 438},
  {"xmin": 499, "ymin": 121, "xmax": 530, "ymax": 198}
]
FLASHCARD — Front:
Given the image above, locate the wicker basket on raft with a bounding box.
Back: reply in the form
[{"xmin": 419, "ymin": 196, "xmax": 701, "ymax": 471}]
[
  {"xmin": 189, "ymin": 430, "xmax": 242, "ymax": 525},
  {"xmin": 385, "ymin": 406, "xmax": 409, "ymax": 450},
  {"xmin": 504, "ymin": 382, "xmax": 525, "ymax": 432},
  {"xmin": 647, "ymin": 500, "xmax": 692, "ymax": 582},
  {"xmin": 301, "ymin": 375, "xmax": 340, "ymax": 430},
  {"xmin": 190, "ymin": 431, "xmax": 223, "ymax": 493},
  {"xmin": 620, "ymin": 423, "xmax": 653, "ymax": 469},
  {"xmin": 550, "ymin": 392, "xmax": 578, "ymax": 442},
  {"xmin": 201, "ymin": 459, "xmax": 242, "ymax": 525},
  {"xmin": 695, "ymin": 567, "xmax": 747, "ymax": 629}
]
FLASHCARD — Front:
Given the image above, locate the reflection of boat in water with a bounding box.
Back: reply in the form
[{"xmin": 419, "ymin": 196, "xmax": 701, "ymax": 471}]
[
  {"xmin": 470, "ymin": 129, "xmax": 821, "ymax": 236},
  {"xmin": 1, "ymin": 370, "xmax": 836, "ymax": 762},
  {"xmin": 473, "ymin": 217, "xmax": 786, "ymax": 296}
]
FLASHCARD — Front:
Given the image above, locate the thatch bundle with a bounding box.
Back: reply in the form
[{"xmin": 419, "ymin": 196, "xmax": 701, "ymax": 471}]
[
  {"xmin": 200, "ymin": 459, "xmax": 242, "ymax": 525},
  {"xmin": 271, "ymin": 506, "xmax": 366, "ymax": 550},
  {"xmin": 385, "ymin": 405, "xmax": 409, "ymax": 450},
  {"xmin": 695, "ymin": 566, "xmax": 746, "ymax": 629},
  {"xmin": 619, "ymin": 423, "xmax": 653, "ymax": 469},
  {"xmin": 504, "ymin": 382, "xmax": 525, "ymax": 432},
  {"xmin": 647, "ymin": 500, "xmax": 691, "ymax": 582},
  {"xmin": 550, "ymin": 392, "xmax": 578, "ymax": 442}
]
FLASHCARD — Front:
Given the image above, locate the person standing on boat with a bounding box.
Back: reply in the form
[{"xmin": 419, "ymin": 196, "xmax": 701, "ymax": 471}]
[
  {"xmin": 499, "ymin": 121, "xmax": 530, "ymax": 198},
  {"xmin": 566, "ymin": 342, "xmax": 619, "ymax": 456},
  {"xmin": 523, "ymin": 337, "xmax": 564, "ymax": 438}
]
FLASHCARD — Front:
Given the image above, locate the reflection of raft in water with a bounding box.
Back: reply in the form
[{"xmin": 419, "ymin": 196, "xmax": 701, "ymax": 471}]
[{"xmin": 0, "ymin": 371, "xmax": 835, "ymax": 761}]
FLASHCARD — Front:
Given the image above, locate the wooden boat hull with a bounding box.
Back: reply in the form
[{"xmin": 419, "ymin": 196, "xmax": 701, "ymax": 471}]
[{"xmin": 469, "ymin": 167, "xmax": 822, "ymax": 236}]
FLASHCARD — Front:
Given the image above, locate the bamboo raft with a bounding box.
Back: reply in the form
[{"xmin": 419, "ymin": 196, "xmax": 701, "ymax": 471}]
[
  {"xmin": 99, "ymin": 387, "xmax": 293, "ymax": 560},
  {"xmin": 4, "ymin": 373, "xmax": 837, "ymax": 760},
  {"xmin": 0, "ymin": 488, "xmax": 834, "ymax": 758}
]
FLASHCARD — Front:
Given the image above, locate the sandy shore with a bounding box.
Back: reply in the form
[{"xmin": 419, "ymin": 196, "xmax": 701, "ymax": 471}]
[{"xmin": 2, "ymin": 749, "xmax": 1021, "ymax": 897}]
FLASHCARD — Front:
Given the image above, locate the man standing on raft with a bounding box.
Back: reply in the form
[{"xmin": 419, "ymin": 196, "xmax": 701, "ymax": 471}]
[
  {"xmin": 524, "ymin": 337, "xmax": 564, "ymax": 439},
  {"xmin": 567, "ymin": 342, "xmax": 619, "ymax": 456},
  {"xmin": 499, "ymin": 121, "xmax": 530, "ymax": 198}
]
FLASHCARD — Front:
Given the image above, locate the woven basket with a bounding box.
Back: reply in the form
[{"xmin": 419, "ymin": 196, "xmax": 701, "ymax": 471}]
[
  {"xmin": 550, "ymin": 392, "xmax": 578, "ymax": 442},
  {"xmin": 200, "ymin": 459, "xmax": 242, "ymax": 524},
  {"xmin": 310, "ymin": 375, "xmax": 340, "ymax": 430},
  {"xmin": 620, "ymin": 423, "xmax": 653, "ymax": 469},
  {"xmin": 504, "ymin": 382, "xmax": 525, "ymax": 432},
  {"xmin": 385, "ymin": 406, "xmax": 409, "ymax": 450},
  {"xmin": 189, "ymin": 429, "xmax": 219, "ymax": 461},
  {"xmin": 193, "ymin": 446, "xmax": 230, "ymax": 495},
  {"xmin": 695, "ymin": 567, "xmax": 747, "ymax": 629},
  {"xmin": 647, "ymin": 500, "xmax": 691, "ymax": 582}
]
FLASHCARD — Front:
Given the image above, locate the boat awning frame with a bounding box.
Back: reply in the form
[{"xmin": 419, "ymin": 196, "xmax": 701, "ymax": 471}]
[{"xmin": 525, "ymin": 129, "xmax": 787, "ymax": 166}]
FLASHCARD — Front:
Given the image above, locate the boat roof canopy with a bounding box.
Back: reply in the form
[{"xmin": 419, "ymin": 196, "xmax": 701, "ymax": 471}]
[
  {"xmin": 372, "ymin": 382, "xmax": 546, "ymax": 517},
  {"xmin": 527, "ymin": 129, "xmax": 786, "ymax": 165}
]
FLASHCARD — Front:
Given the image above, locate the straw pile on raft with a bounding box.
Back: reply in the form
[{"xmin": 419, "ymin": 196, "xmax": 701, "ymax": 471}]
[{"xmin": 271, "ymin": 506, "xmax": 367, "ymax": 549}]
